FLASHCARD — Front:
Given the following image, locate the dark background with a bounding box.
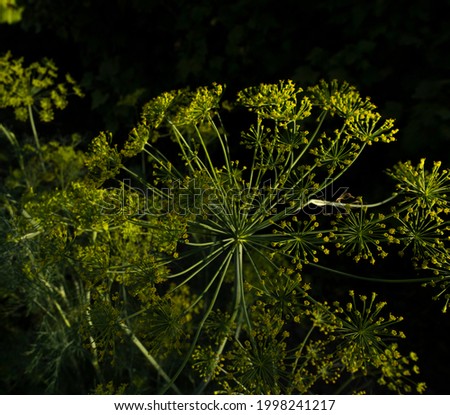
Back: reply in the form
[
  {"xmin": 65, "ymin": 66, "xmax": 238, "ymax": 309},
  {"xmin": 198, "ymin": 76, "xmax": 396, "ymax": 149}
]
[{"xmin": 1, "ymin": 0, "xmax": 450, "ymax": 394}]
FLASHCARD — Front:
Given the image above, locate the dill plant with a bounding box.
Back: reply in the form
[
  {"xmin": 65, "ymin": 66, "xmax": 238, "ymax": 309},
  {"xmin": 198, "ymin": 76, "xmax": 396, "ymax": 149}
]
[
  {"xmin": 2, "ymin": 54, "xmax": 449, "ymax": 393},
  {"xmin": 88, "ymin": 79, "xmax": 432, "ymax": 393}
]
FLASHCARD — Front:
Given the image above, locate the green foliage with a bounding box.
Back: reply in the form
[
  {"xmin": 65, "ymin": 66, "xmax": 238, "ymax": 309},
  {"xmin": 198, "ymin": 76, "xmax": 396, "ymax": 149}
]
[{"xmin": 1, "ymin": 54, "xmax": 449, "ymax": 394}]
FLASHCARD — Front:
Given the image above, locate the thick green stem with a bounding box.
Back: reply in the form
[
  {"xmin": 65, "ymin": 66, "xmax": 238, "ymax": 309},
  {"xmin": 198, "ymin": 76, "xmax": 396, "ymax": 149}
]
[
  {"xmin": 194, "ymin": 241, "xmax": 248, "ymax": 393},
  {"xmin": 160, "ymin": 248, "xmax": 234, "ymax": 394},
  {"xmin": 291, "ymin": 325, "xmax": 315, "ymax": 375},
  {"xmin": 84, "ymin": 290, "xmax": 104, "ymax": 383},
  {"xmin": 27, "ymin": 104, "xmax": 46, "ymax": 171},
  {"xmin": 119, "ymin": 321, "xmax": 181, "ymax": 394}
]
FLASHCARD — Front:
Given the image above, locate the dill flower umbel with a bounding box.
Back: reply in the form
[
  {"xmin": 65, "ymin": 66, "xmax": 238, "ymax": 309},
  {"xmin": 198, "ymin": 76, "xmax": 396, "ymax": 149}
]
[{"xmin": 0, "ymin": 51, "xmax": 83, "ymax": 122}]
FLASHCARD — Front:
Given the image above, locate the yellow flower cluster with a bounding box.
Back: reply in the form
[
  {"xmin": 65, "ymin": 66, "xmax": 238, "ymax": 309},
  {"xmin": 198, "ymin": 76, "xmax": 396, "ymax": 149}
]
[
  {"xmin": 85, "ymin": 131, "xmax": 122, "ymax": 183},
  {"xmin": 0, "ymin": 0, "xmax": 23, "ymax": 24},
  {"xmin": 237, "ymin": 79, "xmax": 312, "ymax": 124},
  {"xmin": 308, "ymin": 79, "xmax": 375, "ymax": 117},
  {"xmin": 172, "ymin": 83, "xmax": 224, "ymax": 126},
  {"xmin": 346, "ymin": 112, "xmax": 397, "ymax": 144},
  {"xmin": 141, "ymin": 90, "xmax": 179, "ymax": 129},
  {"xmin": 308, "ymin": 80, "xmax": 397, "ymax": 144},
  {"xmin": 121, "ymin": 84, "xmax": 224, "ymax": 157},
  {"xmin": 0, "ymin": 51, "xmax": 83, "ymax": 122},
  {"xmin": 388, "ymin": 158, "xmax": 450, "ymax": 209}
]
